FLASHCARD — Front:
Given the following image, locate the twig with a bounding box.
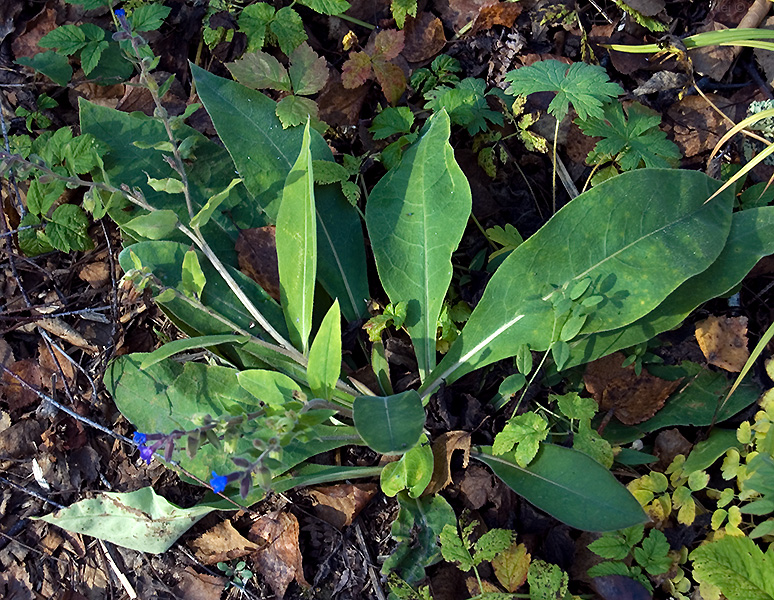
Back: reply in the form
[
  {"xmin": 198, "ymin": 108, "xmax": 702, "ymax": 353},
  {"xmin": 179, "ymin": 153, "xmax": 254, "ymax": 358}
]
[
  {"xmin": 99, "ymin": 540, "xmax": 138, "ymax": 599},
  {"xmin": 353, "ymin": 521, "xmax": 387, "ymax": 600}
]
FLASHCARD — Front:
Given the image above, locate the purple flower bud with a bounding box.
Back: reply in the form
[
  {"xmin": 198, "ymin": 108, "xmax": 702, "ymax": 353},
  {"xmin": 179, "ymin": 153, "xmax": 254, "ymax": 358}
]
[
  {"xmin": 133, "ymin": 432, "xmax": 147, "ymax": 445},
  {"xmin": 210, "ymin": 471, "xmax": 228, "ymax": 494},
  {"xmin": 139, "ymin": 445, "xmax": 154, "ymax": 465}
]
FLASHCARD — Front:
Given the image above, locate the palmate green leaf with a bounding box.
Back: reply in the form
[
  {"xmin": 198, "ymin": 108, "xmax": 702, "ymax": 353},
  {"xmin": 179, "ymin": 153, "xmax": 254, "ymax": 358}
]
[
  {"xmin": 576, "ymin": 102, "xmax": 681, "ymax": 170},
  {"xmin": 472, "ymin": 444, "xmax": 647, "ymax": 531},
  {"xmin": 191, "ymin": 65, "xmax": 369, "ymax": 322},
  {"xmin": 491, "ymin": 412, "xmax": 549, "ymax": 465},
  {"xmin": 440, "ymin": 524, "xmax": 475, "ymax": 572},
  {"xmin": 690, "ymin": 535, "xmax": 774, "ymax": 600},
  {"xmin": 238, "ymin": 2, "xmax": 275, "ymax": 52},
  {"xmin": 425, "ymin": 78, "xmax": 504, "ymax": 135},
  {"xmin": 276, "ymin": 122, "xmax": 316, "ymax": 354},
  {"xmin": 353, "ymin": 390, "xmax": 425, "ymax": 455},
  {"xmin": 270, "ymin": 6, "xmax": 307, "ymax": 55},
  {"xmin": 37, "ymin": 487, "xmax": 214, "ymax": 554},
  {"xmin": 634, "ymin": 529, "xmax": 672, "ymax": 575},
  {"xmin": 365, "ymin": 110, "xmax": 471, "ymax": 380},
  {"xmin": 370, "ymin": 106, "xmax": 415, "ymax": 140},
  {"xmin": 307, "ymin": 300, "xmax": 341, "ymax": 400},
  {"xmin": 567, "ymin": 206, "xmax": 774, "ymax": 369},
  {"xmin": 504, "ymin": 60, "xmax": 624, "ymax": 121},
  {"xmin": 391, "ymin": 0, "xmax": 418, "ymax": 28},
  {"xmin": 423, "ymin": 169, "xmax": 734, "ymax": 393}
]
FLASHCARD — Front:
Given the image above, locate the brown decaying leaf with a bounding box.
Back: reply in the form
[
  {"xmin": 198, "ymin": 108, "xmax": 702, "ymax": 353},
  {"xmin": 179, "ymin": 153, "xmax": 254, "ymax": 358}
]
[
  {"xmin": 492, "ymin": 542, "xmax": 531, "ymax": 592},
  {"xmin": 10, "ymin": 6, "xmax": 55, "ymax": 59},
  {"xmin": 471, "ymin": 1, "xmax": 523, "ymax": 34},
  {"xmin": 666, "ymin": 94, "xmax": 733, "ymax": 158},
  {"xmin": 78, "ymin": 261, "xmax": 110, "ymax": 289},
  {"xmin": 188, "ymin": 520, "xmax": 260, "ymax": 565},
  {"xmin": 424, "ymin": 430, "xmax": 471, "ymax": 495},
  {"xmin": 583, "ymin": 352, "xmax": 682, "ymax": 425},
  {"xmin": 173, "ymin": 566, "xmax": 226, "ymax": 600},
  {"xmin": 2, "ymin": 359, "xmax": 42, "ymax": 412},
  {"xmin": 653, "ymin": 428, "xmax": 693, "ymax": 471},
  {"xmin": 235, "ymin": 226, "xmax": 281, "ymax": 302},
  {"xmin": 248, "ymin": 511, "xmax": 309, "ymax": 598},
  {"xmin": 689, "ymin": 22, "xmax": 737, "ymax": 81},
  {"xmin": 435, "ymin": 0, "xmax": 499, "ymax": 31},
  {"xmin": 38, "ymin": 340, "xmax": 75, "ymax": 390},
  {"xmin": 403, "ymin": 13, "xmax": 446, "ymax": 63},
  {"xmin": 695, "ymin": 315, "xmax": 750, "ymax": 372},
  {"xmin": 318, "ymin": 69, "xmax": 369, "ymax": 127},
  {"xmin": 459, "ymin": 464, "xmax": 498, "ymax": 510},
  {"xmin": 307, "ymin": 483, "xmax": 378, "ymax": 529}
]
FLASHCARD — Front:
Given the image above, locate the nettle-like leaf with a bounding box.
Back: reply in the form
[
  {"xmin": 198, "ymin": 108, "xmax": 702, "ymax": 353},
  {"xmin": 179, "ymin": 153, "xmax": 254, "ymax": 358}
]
[
  {"xmin": 288, "ymin": 43, "xmax": 329, "ymax": 95},
  {"xmin": 392, "ymin": 0, "xmax": 418, "ymax": 28},
  {"xmin": 633, "ymin": 529, "xmax": 672, "ymax": 576},
  {"xmin": 425, "ymin": 78, "xmax": 504, "ymax": 135},
  {"xmin": 238, "ymin": 3, "xmax": 306, "ymax": 55},
  {"xmin": 297, "ymin": 0, "xmax": 351, "ymax": 15},
  {"xmin": 342, "ymin": 30, "xmax": 406, "ymax": 105},
  {"xmin": 690, "ymin": 535, "xmax": 774, "ymax": 600},
  {"xmin": 46, "ymin": 204, "xmax": 93, "ymax": 252},
  {"xmin": 504, "ymin": 59, "xmax": 623, "ymax": 122},
  {"xmin": 238, "ymin": 2, "xmax": 274, "ymax": 52},
  {"xmin": 491, "ymin": 412, "xmax": 549, "ymax": 465},
  {"xmin": 227, "ymin": 51, "xmax": 292, "ymax": 91},
  {"xmin": 576, "ymin": 102, "xmax": 681, "ymax": 170},
  {"xmin": 370, "ymin": 106, "xmax": 415, "ymax": 140}
]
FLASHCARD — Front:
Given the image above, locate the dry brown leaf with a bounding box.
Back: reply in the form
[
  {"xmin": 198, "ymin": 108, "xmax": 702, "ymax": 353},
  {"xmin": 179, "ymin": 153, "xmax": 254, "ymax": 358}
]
[
  {"xmin": 459, "ymin": 464, "xmax": 497, "ymax": 510},
  {"xmin": 307, "ymin": 483, "xmax": 378, "ymax": 529},
  {"xmin": 583, "ymin": 352, "xmax": 682, "ymax": 425},
  {"xmin": 666, "ymin": 94, "xmax": 733, "ymax": 158},
  {"xmin": 2, "ymin": 359, "xmax": 42, "ymax": 412},
  {"xmin": 235, "ymin": 226, "xmax": 281, "ymax": 302},
  {"xmin": 435, "ymin": 0, "xmax": 496, "ymax": 31},
  {"xmin": 248, "ymin": 511, "xmax": 309, "ymax": 598},
  {"xmin": 425, "ymin": 430, "xmax": 471, "ymax": 495},
  {"xmin": 173, "ymin": 566, "xmax": 226, "ymax": 600},
  {"xmin": 78, "ymin": 262, "xmax": 110, "ymax": 289},
  {"xmin": 11, "ymin": 6, "xmax": 56, "ymax": 59},
  {"xmin": 653, "ymin": 428, "xmax": 692, "ymax": 471},
  {"xmin": 38, "ymin": 340, "xmax": 75, "ymax": 390},
  {"xmin": 403, "ymin": 13, "xmax": 446, "ymax": 63},
  {"xmin": 0, "ymin": 337, "xmax": 15, "ymax": 366},
  {"xmin": 695, "ymin": 315, "xmax": 750, "ymax": 372},
  {"xmin": 471, "ymin": 1, "xmax": 523, "ymax": 34},
  {"xmin": 492, "ymin": 542, "xmax": 531, "ymax": 592},
  {"xmin": 189, "ymin": 520, "xmax": 260, "ymax": 565},
  {"xmin": 689, "ymin": 22, "xmax": 737, "ymax": 81},
  {"xmin": 318, "ymin": 70, "xmax": 369, "ymax": 127}
]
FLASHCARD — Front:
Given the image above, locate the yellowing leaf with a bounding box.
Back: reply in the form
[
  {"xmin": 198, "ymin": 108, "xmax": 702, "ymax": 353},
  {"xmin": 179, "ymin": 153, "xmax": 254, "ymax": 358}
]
[{"xmin": 492, "ymin": 542, "xmax": 530, "ymax": 592}]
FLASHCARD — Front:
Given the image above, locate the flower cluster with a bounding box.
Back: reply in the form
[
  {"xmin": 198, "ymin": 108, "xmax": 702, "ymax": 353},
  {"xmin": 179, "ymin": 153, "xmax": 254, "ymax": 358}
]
[{"xmin": 132, "ymin": 430, "xmax": 180, "ymax": 465}]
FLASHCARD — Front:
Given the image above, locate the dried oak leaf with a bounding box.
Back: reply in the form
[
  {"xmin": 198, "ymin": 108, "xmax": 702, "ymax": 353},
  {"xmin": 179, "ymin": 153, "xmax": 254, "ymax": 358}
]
[
  {"xmin": 403, "ymin": 13, "xmax": 446, "ymax": 63},
  {"xmin": 583, "ymin": 352, "xmax": 682, "ymax": 425},
  {"xmin": 248, "ymin": 511, "xmax": 309, "ymax": 598},
  {"xmin": 471, "ymin": 1, "xmax": 523, "ymax": 34},
  {"xmin": 235, "ymin": 226, "xmax": 280, "ymax": 302},
  {"xmin": 307, "ymin": 483, "xmax": 378, "ymax": 529},
  {"xmin": 188, "ymin": 520, "xmax": 260, "ymax": 565},
  {"xmin": 424, "ymin": 430, "xmax": 471, "ymax": 495},
  {"xmin": 695, "ymin": 315, "xmax": 749, "ymax": 372}
]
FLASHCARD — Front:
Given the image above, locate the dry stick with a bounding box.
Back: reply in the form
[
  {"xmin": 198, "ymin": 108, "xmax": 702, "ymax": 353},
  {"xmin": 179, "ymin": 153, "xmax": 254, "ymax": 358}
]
[
  {"xmin": 353, "ymin": 522, "xmax": 387, "ymax": 600},
  {"xmin": 98, "ymin": 539, "xmax": 138, "ymax": 599}
]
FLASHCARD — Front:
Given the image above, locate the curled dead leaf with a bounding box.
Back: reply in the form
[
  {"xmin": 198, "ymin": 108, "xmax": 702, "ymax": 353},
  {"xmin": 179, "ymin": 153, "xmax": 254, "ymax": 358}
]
[
  {"xmin": 695, "ymin": 315, "xmax": 749, "ymax": 372},
  {"xmin": 307, "ymin": 483, "xmax": 378, "ymax": 529},
  {"xmin": 424, "ymin": 430, "xmax": 471, "ymax": 495},
  {"xmin": 248, "ymin": 511, "xmax": 309, "ymax": 598},
  {"xmin": 188, "ymin": 520, "xmax": 260, "ymax": 565}
]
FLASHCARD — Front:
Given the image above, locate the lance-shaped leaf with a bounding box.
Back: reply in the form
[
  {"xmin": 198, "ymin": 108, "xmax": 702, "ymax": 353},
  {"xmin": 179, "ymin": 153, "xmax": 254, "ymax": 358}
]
[
  {"xmin": 307, "ymin": 300, "xmax": 341, "ymax": 400},
  {"xmin": 423, "ymin": 169, "xmax": 734, "ymax": 393},
  {"xmin": 365, "ymin": 110, "xmax": 471, "ymax": 380},
  {"xmin": 191, "ymin": 64, "xmax": 369, "ymax": 322},
  {"xmin": 472, "ymin": 444, "xmax": 647, "ymax": 532},
  {"xmin": 353, "ymin": 390, "xmax": 425, "ymax": 455},
  {"xmin": 36, "ymin": 487, "xmax": 215, "ymax": 554},
  {"xmin": 276, "ymin": 122, "xmax": 316, "ymax": 354},
  {"xmin": 566, "ymin": 206, "xmax": 774, "ymax": 368}
]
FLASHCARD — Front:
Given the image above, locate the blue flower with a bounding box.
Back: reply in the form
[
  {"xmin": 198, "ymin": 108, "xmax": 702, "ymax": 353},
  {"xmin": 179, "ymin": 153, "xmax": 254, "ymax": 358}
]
[
  {"xmin": 114, "ymin": 8, "xmax": 126, "ymax": 17},
  {"xmin": 210, "ymin": 471, "xmax": 228, "ymax": 494},
  {"xmin": 133, "ymin": 432, "xmax": 147, "ymax": 445},
  {"xmin": 139, "ymin": 445, "xmax": 154, "ymax": 465}
]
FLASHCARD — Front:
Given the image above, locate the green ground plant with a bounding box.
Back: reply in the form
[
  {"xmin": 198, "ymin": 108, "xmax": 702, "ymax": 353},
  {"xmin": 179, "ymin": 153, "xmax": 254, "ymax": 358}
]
[{"xmin": 4, "ymin": 4, "xmax": 774, "ymax": 599}]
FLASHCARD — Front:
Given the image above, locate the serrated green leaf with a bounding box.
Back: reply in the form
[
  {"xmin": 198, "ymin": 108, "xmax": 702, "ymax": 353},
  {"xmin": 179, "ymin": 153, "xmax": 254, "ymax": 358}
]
[
  {"xmin": 588, "ymin": 533, "xmax": 634, "ymax": 560},
  {"xmin": 426, "ymin": 78, "xmax": 503, "ymax": 135},
  {"xmin": 370, "ymin": 106, "xmax": 415, "ymax": 140},
  {"xmin": 238, "ymin": 2, "xmax": 275, "ymax": 52},
  {"xmin": 492, "ymin": 412, "xmax": 549, "ymax": 464},
  {"xmin": 554, "ymin": 391, "xmax": 597, "ymax": 421},
  {"xmin": 307, "ymin": 300, "xmax": 341, "ymax": 400},
  {"xmin": 297, "ymin": 0, "xmax": 351, "ymax": 15},
  {"xmin": 39, "ymin": 24, "xmax": 87, "ymax": 55},
  {"xmin": 27, "ymin": 179, "xmax": 65, "ymax": 216},
  {"xmin": 473, "ymin": 529, "xmax": 513, "ymax": 565},
  {"xmin": 527, "ymin": 559, "xmax": 569, "ymax": 600},
  {"xmin": 365, "ymin": 110, "xmax": 471, "ymax": 380},
  {"xmin": 288, "ymin": 42, "xmax": 329, "ymax": 95},
  {"xmin": 504, "ymin": 60, "xmax": 623, "ymax": 121},
  {"xmin": 276, "ymin": 122, "xmax": 316, "ymax": 354},
  {"xmin": 312, "ymin": 160, "xmax": 349, "ymax": 185},
  {"xmin": 341, "ymin": 51, "xmax": 372, "ymax": 88},
  {"xmin": 181, "ymin": 249, "xmax": 206, "ymax": 298},
  {"xmin": 633, "ymin": 529, "xmax": 672, "ymax": 575},
  {"xmin": 276, "ymin": 95, "xmax": 319, "ymax": 128},
  {"xmin": 691, "ymin": 536, "xmax": 774, "ymax": 600},
  {"xmin": 573, "ymin": 422, "xmax": 614, "ymax": 468},
  {"xmin": 35, "ymin": 487, "xmax": 214, "ymax": 554},
  {"xmin": 17, "ymin": 52, "xmax": 73, "ymax": 87},
  {"xmin": 226, "ymin": 51, "xmax": 291, "ymax": 91},
  {"xmin": 576, "ymin": 102, "xmax": 681, "ymax": 170},
  {"xmin": 270, "ymin": 7, "xmax": 307, "ymax": 55},
  {"xmin": 130, "ymin": 4, "xmax": 172, "ymax": 32},
  {"xmin": 62, "ymin": 133, "xmax": 103, "ymax": 175},
  {"xmin": 391, "ymin": 0, "xmax": 418, "ymax": 28},
  {"xmin": 18, "ymin": 213, "xmax": 53, "ymax": 256},
  {"xmin": 46, "ymin": 204, "xmax": 93, "ymax": 251},
  {"xmin": 80, "ymin": 40, "xmax": 108, "ymax": 75},
  {"xmin": 486, "ymin": 223, "xmax": 523, "ymax": 248},
  {"xmin": 440, "ymin": 524, "xmax": 475, "ymax": 572}
]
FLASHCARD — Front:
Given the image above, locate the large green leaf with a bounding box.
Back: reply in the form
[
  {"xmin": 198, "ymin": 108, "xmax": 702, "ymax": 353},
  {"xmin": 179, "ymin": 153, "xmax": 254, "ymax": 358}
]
[
  {"xmin": 79, "ymin": 99, "xmax": 253, "ymax": 263},
  {"xmin": 365, "ymin": 111, "xmax": 471, "ymax": 380},
  {"xmin": 353, "ymin": 390, "xmax": 425, "ymax": 454},
  {"xmin": 277, "ymin": 122, "xmax": 316, "ymax": 353},
  {"xmin": 690, "ymin": 535, "xmax": 774, "ymax": 600},
  {"xmin": 190, "ymin": 64, "xmax": 369, "ymax": 322},
  {"xmin": 118, "ymin": 241, "xmax": 287, "ymax": 344},
  {"xmin": 37, "ymin": 487, "xmax": 214, "ymax": 554},
  {"xmin": 472, "ymin": 444, "xmax": 647, "ymax": 531},
  {"xmin": 567, "ymin": 206, "xmax": 774, "ymax": 368},
  {"xmin": 424, "ymin": 169, "xmax": 734, "ymax": 392}
]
